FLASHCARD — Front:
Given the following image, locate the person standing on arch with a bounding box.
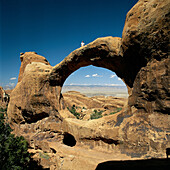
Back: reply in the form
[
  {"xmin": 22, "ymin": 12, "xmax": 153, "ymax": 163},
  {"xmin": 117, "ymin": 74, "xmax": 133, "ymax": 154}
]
[{"xmin": 81, "ymin": 41, "xmax": 85, "ymax": 47}]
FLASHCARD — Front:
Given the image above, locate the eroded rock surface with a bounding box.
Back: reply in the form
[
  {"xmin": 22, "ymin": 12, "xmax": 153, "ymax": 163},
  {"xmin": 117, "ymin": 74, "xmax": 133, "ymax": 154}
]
[
  {"xmin": 122, "ymin": 0, "xmax": 170, "ymax": 113},
  {"xmin": 7, "ymin": 0, "xmax": 170, "ymax": 169},
  {"xmin": 7, "ymin": 52, "xmax": 63, "ymax": 124}
]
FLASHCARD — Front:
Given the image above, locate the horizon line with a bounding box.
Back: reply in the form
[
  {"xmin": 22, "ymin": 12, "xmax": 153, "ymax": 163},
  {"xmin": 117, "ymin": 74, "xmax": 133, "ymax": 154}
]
[{"xmin": 63, "ymin": 84, "xmax": 126, "ymax": 87}]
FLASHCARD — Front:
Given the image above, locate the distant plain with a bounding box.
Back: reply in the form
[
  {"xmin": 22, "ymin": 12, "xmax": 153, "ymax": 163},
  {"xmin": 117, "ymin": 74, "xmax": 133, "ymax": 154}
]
[{"xmin": 62, "ymin": 85, "xmax": 128, "ymax": 98}]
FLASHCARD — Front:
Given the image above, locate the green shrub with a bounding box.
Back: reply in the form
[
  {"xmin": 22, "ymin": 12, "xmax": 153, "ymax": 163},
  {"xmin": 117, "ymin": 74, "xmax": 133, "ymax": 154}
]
[
  {"xmin": 67, "ymin": 105, "xmax": 80, "ymax": 119},
  {"xmin": 0, "ymin": 107, "xmax": 31, "ymax": 170},
  {"xmin": 90, "ymin": 110, "xmax": 103, "ymax": 120},
  {"xmin": 0, "ymin": 107, "xmax": 7, "ymax": 113}
]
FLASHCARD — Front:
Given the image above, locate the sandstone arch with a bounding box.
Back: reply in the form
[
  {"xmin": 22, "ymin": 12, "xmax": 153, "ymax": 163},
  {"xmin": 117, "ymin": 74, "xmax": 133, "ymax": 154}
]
[
  {"xmin": 48, "ymin": 37, "xmax": 134, "ymax": 111},
  {"xmin": 8, "ymin": 0, "xmax": 170, "ymax": 124},
  {"xmin": 49, "ymin": 37, "xmax": 124, "ymax": 85},
  {"xmin": 49, "ymin": 37, "xmax": 133, "ymax": 94}
]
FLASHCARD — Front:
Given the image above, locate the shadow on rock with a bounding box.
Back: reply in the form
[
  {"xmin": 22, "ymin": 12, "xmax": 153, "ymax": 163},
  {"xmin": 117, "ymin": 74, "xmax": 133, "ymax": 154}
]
[{"xmin": 96, "ymin": 158, "xmax": 170, "ymax": 170}]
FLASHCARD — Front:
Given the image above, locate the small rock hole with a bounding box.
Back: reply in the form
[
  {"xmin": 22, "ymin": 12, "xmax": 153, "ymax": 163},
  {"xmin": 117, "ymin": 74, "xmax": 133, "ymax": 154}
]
[{"xmin": 63, "ymin": 132, "xmax": 76, "ymax": 147}]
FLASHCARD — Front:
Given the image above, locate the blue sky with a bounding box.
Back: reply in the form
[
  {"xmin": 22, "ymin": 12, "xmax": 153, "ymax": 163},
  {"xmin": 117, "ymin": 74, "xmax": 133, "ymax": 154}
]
[
  {"xmin": 64, "ymin": 66, "xmax": 124, "ymax": 86},
  {"xmin": 0, "ymin": 0, "xmax": 138, "ymax": 89}
]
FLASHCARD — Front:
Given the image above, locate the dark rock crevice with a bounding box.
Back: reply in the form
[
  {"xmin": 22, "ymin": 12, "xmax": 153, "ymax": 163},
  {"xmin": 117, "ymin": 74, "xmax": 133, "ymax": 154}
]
[
  {"xmin": 81, "ymin": 137, "xmax": 120, "ymax": 145},
  {"xmin": 22, "ymin": 109, "xmax": 49, "ymax": 123}
]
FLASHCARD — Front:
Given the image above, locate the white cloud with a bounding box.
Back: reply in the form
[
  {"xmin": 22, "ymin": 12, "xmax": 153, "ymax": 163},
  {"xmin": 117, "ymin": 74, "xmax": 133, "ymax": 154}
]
[
  {"xmin": 92, "ymin": 74, "xmax": 97, "ymax": 77},
  {"xmin": 10, "ymin": 77, "xmax": 17, "ymax": 80},
  {"xmin": 110, "ymin": 75, "xmax": 116, "ymax": 78},
  {"xmin": 92, "ymin": 74, "xmax": 103, "ymax": 77},
  {"xmin": 85, "ymin": 75, "xmax": 90, "ymax": 78},
  {"xmin": 118, "ymin": 77, "xmax": 122, "ymax": 81},
  {"xmin": 4, "ymin": 82, "xmax": 15, "ymax": 90}
]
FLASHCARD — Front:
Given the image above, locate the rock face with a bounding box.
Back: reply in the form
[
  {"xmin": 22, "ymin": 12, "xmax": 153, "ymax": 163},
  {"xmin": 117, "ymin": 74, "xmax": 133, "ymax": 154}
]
[
  {"xmin": 0, "ymin": 86, "xmax": 5, "ymax": 101},
  {"xmin": 18, "ymin": 52, "xmax": 50, "ymax": 82},
  {"xmin": 8, "ymin": 52, "xmax": 63, "ymax": 124},
  {"xmin": 0, "ymin": 86, "xmax": 9, "ymax": 104},
  {"xmin": 7, "ymin": 0, "xmax": 170, "ymax": 169},
  {"xmin": 121, "ymin": 0, "xmax": 170, "ymax": 114},
  {"xmin": 0, "ymin": 86, "xmax": 7, "ymax": 107}
]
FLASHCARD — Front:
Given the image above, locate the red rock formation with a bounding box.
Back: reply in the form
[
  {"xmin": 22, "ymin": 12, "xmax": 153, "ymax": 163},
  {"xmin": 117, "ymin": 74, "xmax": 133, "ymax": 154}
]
[
  {"xmin": 121, "ymin": 0, "xmax": 170, "ymax": 114},
  {"xmin": 7, "ymin": 52, "xmax": 62, "ymax": 124},
  {"xmin": 18, "ymin": 52, "xmax": 50, "ymax": 82},
  {"xmin": 7, "ymin": 0, "xmax": 170, "ymax": 169}
]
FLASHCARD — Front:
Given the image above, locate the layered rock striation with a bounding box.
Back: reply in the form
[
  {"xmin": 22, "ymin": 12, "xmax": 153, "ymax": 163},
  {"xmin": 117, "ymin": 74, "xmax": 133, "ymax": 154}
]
[{"xmin": 7, "ymin": 0, "xmax": 170, "ymax": 169}]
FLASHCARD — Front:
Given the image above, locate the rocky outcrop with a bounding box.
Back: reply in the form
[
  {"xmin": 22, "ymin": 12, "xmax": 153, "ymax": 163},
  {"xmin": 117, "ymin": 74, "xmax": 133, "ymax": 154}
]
[
  {"xmin": 0, "ymin": 86, "xmax": 5, "ymax": 101},
  {"xmin": 7, "ymin": 0, "xmax": 170, "ymax": 169},
  {"xmin": 129, "ymin": 58, "xmax": 170, "ymax": 113},
  {"xmin": 0, "ymin": 86, "xmax": 6, "ymax": 108},
  {"xmin": 18, "ymin": 52, "xmax": 50, "ymax": 82},
  {"xmin": 121, "ymin": 0, "xmax": 170, "ymax": 113},
  {"xmin": 7, "ymin": 52, "xmax": 63, "ymax": 124},
  {"xmin": 0, "ymin": 86, "xmax": 9, "ymax": 104}
]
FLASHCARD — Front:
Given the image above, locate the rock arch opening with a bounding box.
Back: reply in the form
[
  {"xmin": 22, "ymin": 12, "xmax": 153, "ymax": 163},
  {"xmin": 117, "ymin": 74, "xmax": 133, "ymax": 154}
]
[
  {"xmin": 61, "ymin": 66, "xmax": 128, "ymax": 120},
  {"xmin": 62, "ymin": 65, "xmax": 128, "ymax": 98},
  {"xmin": 48, "ymin": 37, "xmax": 134, "ymax": 111},
  {"xmin": 63, "ymin": 132, "xmax": 76, "ymax": 147}
]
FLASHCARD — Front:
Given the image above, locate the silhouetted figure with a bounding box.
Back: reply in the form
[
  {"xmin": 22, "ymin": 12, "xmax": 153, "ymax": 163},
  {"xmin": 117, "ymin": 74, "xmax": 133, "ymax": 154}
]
[{"xmin": 166, "ymin": 148, "xmax": 170, "ymax": 159}]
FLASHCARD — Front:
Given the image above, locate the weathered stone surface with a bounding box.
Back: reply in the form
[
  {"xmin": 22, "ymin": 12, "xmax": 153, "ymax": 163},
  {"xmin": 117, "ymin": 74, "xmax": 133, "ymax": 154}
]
[
  {"xmin": 121, "ymin": 0, "xmax": 170, "ymax": 113},
  {"xmin": 12, "ymin": 111, "xmax": 169, "ymax": 169},
  {"xmin": 6, "ymin": 0, "xmax": 170, "ymax": 169},
  {"xmin": 128, "ymin": 58, "xmax": 170, "ymax": 113},
  {"xmin": 18, "ymin": 52, "xmax": 50, "ymax": 82},
  {"xmin": 7, "ymin": 53, "xmax": 63, "ymax": 125},
  {"xmin": 49, "ymin": 37, "xmax": 123, "ymax": 87}
]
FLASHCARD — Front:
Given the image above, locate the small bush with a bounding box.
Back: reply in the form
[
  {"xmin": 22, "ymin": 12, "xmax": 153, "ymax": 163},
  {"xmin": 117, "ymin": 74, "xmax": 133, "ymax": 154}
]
[
  {"xmin": 0, "ymin": 107, "xmax": 7, "ymax": 113},
  {"xmin": 90, "ymin": 110, "xmax": 103, "ymax": 120},
  {"xmin": 0, "ymin": 106, "xmax": 31, "ymax": 170},
  {"xmin": 67, "ymin": 105, "xmax": 80, "ymax": 119}
]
